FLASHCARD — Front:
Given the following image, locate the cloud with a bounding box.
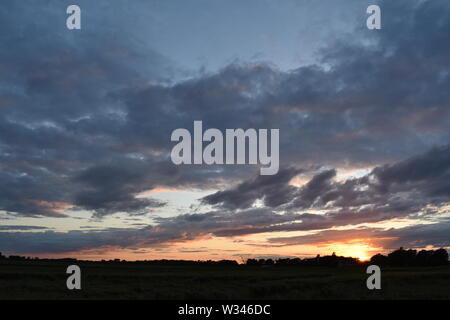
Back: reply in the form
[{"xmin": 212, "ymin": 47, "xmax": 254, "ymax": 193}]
[
  {"xmin": 268, "ymin": 221, "xmax": 450, "ymax": 251},
  {"xmin": 0, "ymin": 225, "xmax": 51, "ymax": 231},
  {"xmin": 73, "ymin": 163, "xmax": 167, "ymax": 217},
  {"xmin": 0, "ymin": 228, "xmax": 147, "ymax": 254},
  {"xmin": 1, "ymin": 214, "xmax": 449, "ymax": 255},
  {"xmin": 290, "ymin": 169, "xmax": 336, "ymax": 209},
  {"xmin": 3, "ymin": 142, "xmax": 450, "ymax": 254},
  {"xmin": 201, "ymin": 167, "xmax": 303, "ymax": 209},
  {"xmin": 1, "ymin": 0, "xmax": 450, "ymax": 221},
  {"xmin": 198, "ymin": 146, "xmax": 450, "ymax": 237}
]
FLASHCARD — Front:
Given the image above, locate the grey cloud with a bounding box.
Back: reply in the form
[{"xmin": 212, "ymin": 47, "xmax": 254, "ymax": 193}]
[
  {"xmin": 73, "ymin": 163, "xmax": 167, "ymax": 216},
  {"xmin": 0, "ymin": 228, "xmax": 149, "ymax": 254},
  {"xmin": 2, "ymin": 0, "xmax": 450, "ymax": 218},
  {"xmin": 290, "ymin": 169, "xmax": 336, "ymax": 209},
  {"xmin": 0, "ymin": 208, "xmax": 296, "ymax": 254},
  {"xmin": 0, "ymin": 225, "xmax": 51, "ymax": 231},
  {"xmin": 379, "ymin": 222, "xmax": 450, "ymax": 249},
  {"xmin": 3, "ymin": 142, "xmax": 450, "ymax": 254},
  {"xmin": 202, "ymin": 167, "xmax": 303, "ymax": 209},
  {"xmin": 196, "ymin": 146, "xmax": 450, "ymax": 237},
  {"xmin": 268, "ymin": 222, "xmax": 450, "ymax": 251}
]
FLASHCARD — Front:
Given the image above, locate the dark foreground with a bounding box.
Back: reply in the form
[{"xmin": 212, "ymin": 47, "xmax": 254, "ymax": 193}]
[{"xmin": 1, "ymin": 260, "xmax": 449, "ymax": 299}]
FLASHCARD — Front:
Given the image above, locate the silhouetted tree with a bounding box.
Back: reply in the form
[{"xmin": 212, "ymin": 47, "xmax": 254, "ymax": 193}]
[
  {"xmin": 217, "ymin": 259, "xmax": 239, "ymax": 266},
  {"xmin": 265, "ymin": 259, "xmax": 274, "ymax": 265},
  {"xmin": 10, "ymin": 255, "xmax": 28, "ymax": 261},
  {"xmin": 387, "ymin": 247, "xmax": 417, "ymax": 267},
  {"xmin": 429, "ymin": 248, "xmax": 449, "ymax": 266},
  {"xmin": 416, "ymin": 250, "xmax": 433, "ymax": 266},
  {"xmin": 275, "ymin": 258, "xmax": 302, "ymax": 266},
  {"xmin": 246, "ymin": 258, "xmax": 258, "ymax": 266},
  {"xmin": 370, "ymin": 253, "xmax": 388, "ymax": 266},
  {"xmin": 371, "ymin": 248, "xmax": 449, "ymax": 267}
]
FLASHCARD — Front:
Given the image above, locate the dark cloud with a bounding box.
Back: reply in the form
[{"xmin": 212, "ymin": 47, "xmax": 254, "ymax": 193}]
[
  {"xmin": 3, "ymin": 142, "xmax": 450, "ymax": 254},
  {"xmin": 199, "ymin": 146, "xmax": 450, "ymax": 237},
  {"xmin": 0, "ymin": 207, "xmax": 296, "ymax": 254},
  {"xmin": 290, "ymin": 169, "xmax": 336, "ymax": 209},
  {"xmin": 268, "ymin": 221, "xmax": 450, "ymax": 251},
  {"xmin": 0, "ymin": 2, "xmax": 178, "ymax": 217},
  {"xmin": 1, "ymin": 0, "xmax": 450, "ymax": 224},
  {"xmin": 73, "ymin": 163, "xmax": 167, "ymax": 216},
  {"xmin": 0, "ymin": 225, "xmax": 51, "ymax": 231},
  {"xmin": 1, "ymin": 212, "xmax": 448, "ymax": 255},
  {"xmin": 202, "ymin": 167, "xmax": 303, "ymax": 209},
  {"xmin": 0, "ymin": 228, "xmax": 148, "ymax": 254},
  {"xmin": 379, "ymin": 221, "xmax": 450, "ymax": 249},
  {"xmin": 198, "ymin": 146, "xmax": 450, "ymax": 226}
]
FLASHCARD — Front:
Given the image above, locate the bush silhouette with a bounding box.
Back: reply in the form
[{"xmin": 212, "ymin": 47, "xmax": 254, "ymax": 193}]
[
  {"xmin": 370, "ymin": 247, "xmax": 449, "ymax": 267},
  {"xmin": 370, "ymin": 253, "xmax": 388, "ymax": 266},
  {"xmin": 429, "ymin": 249, "xmax": 449, "ymax": 266}
]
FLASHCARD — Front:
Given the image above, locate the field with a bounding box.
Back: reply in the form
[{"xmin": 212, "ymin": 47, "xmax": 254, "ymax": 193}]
[{"xmin": 1, "ymin": 260, "xmax": 449, "ymax": 300}]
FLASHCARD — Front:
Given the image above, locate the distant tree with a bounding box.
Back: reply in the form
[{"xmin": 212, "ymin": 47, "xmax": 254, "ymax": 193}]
[
  {"xmin": 370, "ymin": 253, "xmax": 388, "ymax": 266},
  {"xmin": 429, "ymin": 248, "xmax": 449, "ymax": 266},
  {"xmin": 275, "ymin": 258, "xmax": 288, "ymax": 266},
  {"xmin": 416, "ymin": 250, "xmax": 432, "ymax": 266},
  {"xmin": 265, "ymin": 259, "xmax": 274, "ymax": 265},
  {"xmin": 387, "ymin": 247, "xmax": 417, "ymax": 267},
  {"xmin": 217, "ymin": 259, "xmax": 238, "ymax": 266},
  {"xmin": 9, "ymin": 255, "xmax": 26, "ymax": 261},
  {"xmin": 246, "ymin": 258, "xmax": 258, "ymax": 266},
  {"xmin": 257, "ymin": 259, "xmax": 266, "ymax": 265},
  {"xmin": 321, "ymin": 252, "xmax": 339, "ymax": 267}
]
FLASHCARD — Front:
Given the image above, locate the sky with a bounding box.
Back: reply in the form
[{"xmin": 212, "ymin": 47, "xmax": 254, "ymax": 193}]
[{"xmin": 1, "ymin": 0, "xmax": 450, "ymax": 262}]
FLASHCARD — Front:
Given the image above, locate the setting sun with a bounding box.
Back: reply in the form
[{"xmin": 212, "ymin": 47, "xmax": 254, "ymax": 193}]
[{"xmin": 329, "ymin": 243, "xmax": 373, "ymax": 262}]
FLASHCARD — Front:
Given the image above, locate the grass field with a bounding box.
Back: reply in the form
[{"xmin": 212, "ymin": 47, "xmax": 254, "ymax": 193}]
[{"xmin": 1, "ymin": 260, "xmax": 449, "ymax": 299}]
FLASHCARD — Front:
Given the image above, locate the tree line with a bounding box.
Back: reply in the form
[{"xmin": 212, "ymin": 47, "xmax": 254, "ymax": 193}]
[
  {"xmin": 246, "ymin": 248, "xmax": 448, "ymax": 267},
  {"xmin": 370, "ymin": 247, "xmax": 448, "ymax": 267},
  {"xmin": 0, "ymin": 247, "xmax": 448, "ymax": 267}
]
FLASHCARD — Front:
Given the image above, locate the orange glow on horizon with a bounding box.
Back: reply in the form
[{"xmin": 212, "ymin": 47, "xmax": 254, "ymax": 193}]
[
  {"xmin": 27, "ymin": 235, "xmax": 383, "ymax": 263},
  {"xmin": 326, "ymin": 242, "xmax": 374, "ymax": 262}
]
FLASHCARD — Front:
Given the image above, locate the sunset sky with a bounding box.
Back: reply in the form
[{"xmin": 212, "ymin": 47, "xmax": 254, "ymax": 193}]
[{"xmin": 1, "ymin": 0, "xmax": 450, "ymax": 262}]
